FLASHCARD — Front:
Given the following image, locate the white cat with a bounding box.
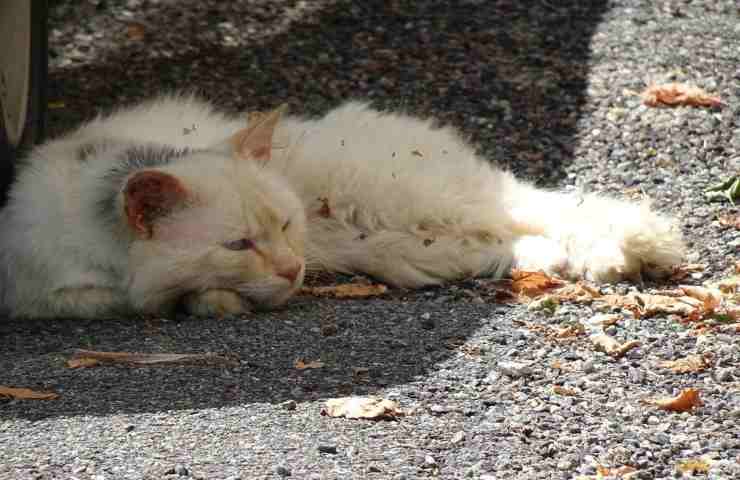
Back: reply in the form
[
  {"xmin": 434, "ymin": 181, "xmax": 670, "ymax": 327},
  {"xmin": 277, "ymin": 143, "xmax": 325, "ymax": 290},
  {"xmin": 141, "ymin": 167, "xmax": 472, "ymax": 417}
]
[{"xmin": 0, "ymin": 96, "xmax": 685, "ymax": 319}]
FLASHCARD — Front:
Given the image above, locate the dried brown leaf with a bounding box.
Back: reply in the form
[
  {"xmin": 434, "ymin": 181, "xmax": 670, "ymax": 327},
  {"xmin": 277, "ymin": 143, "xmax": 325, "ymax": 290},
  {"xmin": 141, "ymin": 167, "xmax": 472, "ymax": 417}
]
[
  {"xmin": 125, "ymin": 22, "xmax": 147, "ymax": 41},
  {"xmin": 587, "ymin": 313, "xmax": 622, "ymax": 328},
  {"xmin": 710, "ymin": 275, "xmax": 740, "ymax": 295},
  {"xmin": 659, "ymin": 354, "xmax": 713, "ymax": 374},
  {"xmin": 676, "ymin": 458, "xmax": 712, "ymax": 474},
  {"xmin": 680, "ymin": 285, "xmax": 722, "ymax": 311},
  {"xmin": 555, "ymin": 324, "xmax": 585, "ymax": 338},
  {"xmin": 648, "ymin": 388, "xmax": 702, "ymax": 412},
  {"xmin": 669, "ymin": 263, "xmax": 707, "ymax": 282},
  {"xmin": 301, "ymin": 283, "xmax": 388, "ymax": 298},
  {"xmin": 550, "ymin": 360, "xmax": 570, "ymax": 371},
  {"xmin": 641, "ymin": 83, "xmax": 722, "ymax": 108},
  {"xmin": 0, "ymin": 386, "xmax": 59, "ymax": 400},
  {"xmin": 510, "ymin": 270, "xmax": 565, "ymax": 298},
  {"xmin": 294, "ymin": 358, "xmax": 324, "ymax": 370},
  {"xmin": 66, "ymin": 357, "xmax": 101, "ymax": 369},
  {"xmin": 553, "ymin": 282, "xmax": 602, "ymax": 303},
  {"xmin": 590, "ymin": 334, "xmax": 640, "ymax": 358},
  {"xmin": 552, "ymin": 385, "xmax": 579, "ymax": 397},
  {"xmin": 718, "ymin": 214, "xmax": 740, "ymax": 229},
  {"xmin": 596, "ymin": 465, "xmax": 638, "ymax": 478},
  {"xmin": 68, "ymin": 349, "xmax": 238, "ymax": 367},
  {"xmin": 601, "ymin": 292, "xmax": 704, "ymax": 318},
  {"xmin": 321, "ymin": 397, "xmax": 403, "ymax": 420}
]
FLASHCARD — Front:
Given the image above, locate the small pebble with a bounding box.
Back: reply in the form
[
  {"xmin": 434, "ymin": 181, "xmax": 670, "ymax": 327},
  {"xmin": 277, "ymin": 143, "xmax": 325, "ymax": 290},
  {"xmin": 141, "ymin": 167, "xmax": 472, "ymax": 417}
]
[
  {"xmin": 424, "ymin": 454, "xmax": 437, "ymax": 467},
  {"xmin": 498, "ymin": 361, "xmax": 532, "ymax": 378},
  {"xmin": 464, "ymin": 462, "xmax": 482, "ymax": 477},
  {"xmin": 451, "ymin": 431, "xmax": 466, "ymax": 445},
  {"xmin": 318, "ymin": 445, "xmax": 338, "ymax": 454},
  {"xmin": 716, "ymin": 368, "xmax": 734, "ymax": 382},
  {"xmin": 274, "ymin": 465, "xmax": 291, "ymax": 477},
  {"xmin": 321, "ymin": 322, "xmax": 338, "ymax": 337},
  {"xmin": 430, "ymin": 404, "xmax": 449, "ymax": 415},
  {"xmin": 582, "ymin": 360, "xmax": 596, "ymax": 374},
  {"xmin": 174, "ymin": 464, "xmax": 188, "ymax": 477},
  {"xmin": 281, "ymin": 400, "xmax": 297, "ymax": 411}
]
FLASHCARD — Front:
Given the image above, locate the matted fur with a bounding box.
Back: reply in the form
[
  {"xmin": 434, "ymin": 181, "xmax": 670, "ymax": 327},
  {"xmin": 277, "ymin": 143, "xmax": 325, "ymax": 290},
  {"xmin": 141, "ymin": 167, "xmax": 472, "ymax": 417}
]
[{"xmin": 0, "ymin": 96, "xmax": 685, "ymax": 319}]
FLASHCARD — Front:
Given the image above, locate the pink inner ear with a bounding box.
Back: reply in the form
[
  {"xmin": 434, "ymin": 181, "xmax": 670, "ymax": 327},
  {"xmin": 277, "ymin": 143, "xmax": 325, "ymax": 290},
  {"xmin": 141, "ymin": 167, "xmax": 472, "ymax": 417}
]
[
  {"xmin": 124, "ymin": 170, "xmax": 188, "ymax": 237},
  {"xmin": 233, "ymin": 124, "xmax": 273, "ymax": 164},
  {"xmin": 232, "ymin": 105, "xmax": 285, "ymax": 165}
]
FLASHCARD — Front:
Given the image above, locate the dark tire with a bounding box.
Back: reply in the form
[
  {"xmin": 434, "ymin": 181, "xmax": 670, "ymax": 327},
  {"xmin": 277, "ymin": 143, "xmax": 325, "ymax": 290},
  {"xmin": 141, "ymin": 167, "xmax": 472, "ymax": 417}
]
[{"xmin": 0, "ymin": 0, "xmax": 47, "ymax": 206}]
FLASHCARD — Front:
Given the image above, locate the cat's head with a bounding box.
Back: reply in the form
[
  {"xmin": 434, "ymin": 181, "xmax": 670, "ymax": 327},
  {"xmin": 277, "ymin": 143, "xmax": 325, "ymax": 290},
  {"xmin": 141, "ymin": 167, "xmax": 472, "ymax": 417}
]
[{"xmin": 123, "ymin": 106, "xmax": 307, "ymax": 315}]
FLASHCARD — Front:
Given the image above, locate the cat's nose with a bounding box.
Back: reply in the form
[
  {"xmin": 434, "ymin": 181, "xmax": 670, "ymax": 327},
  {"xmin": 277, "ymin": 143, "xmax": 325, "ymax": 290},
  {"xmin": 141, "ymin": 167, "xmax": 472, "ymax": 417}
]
[{"xmin": 277, "ymin": 263, "xmax": 302, "ymax": 284}]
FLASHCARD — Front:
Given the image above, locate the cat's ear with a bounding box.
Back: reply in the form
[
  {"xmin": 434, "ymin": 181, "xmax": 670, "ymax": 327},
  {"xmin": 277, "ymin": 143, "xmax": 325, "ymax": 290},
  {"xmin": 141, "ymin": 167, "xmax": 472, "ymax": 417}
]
[
  {"xmin": 230, "ymin": 104, "xmax": 288, "ymax": 165},
  {"xmin": 123, "ymin": 170, "xmax": 189, "ymax": 238}
]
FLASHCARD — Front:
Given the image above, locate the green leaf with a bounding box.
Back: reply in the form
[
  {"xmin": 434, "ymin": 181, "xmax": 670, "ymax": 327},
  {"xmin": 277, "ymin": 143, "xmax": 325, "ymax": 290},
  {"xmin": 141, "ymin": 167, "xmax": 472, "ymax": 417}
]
[{"xmin": 704, "ymin": 176, "xmax": 740, "ymax": 204}]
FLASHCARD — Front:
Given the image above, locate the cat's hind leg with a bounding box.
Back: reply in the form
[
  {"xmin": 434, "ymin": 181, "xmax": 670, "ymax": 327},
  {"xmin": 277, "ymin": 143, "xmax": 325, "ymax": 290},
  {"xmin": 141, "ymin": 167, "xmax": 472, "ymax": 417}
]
[{"xmin": 308, "ymin": 226, "xmax": 515, "ymax": 288}]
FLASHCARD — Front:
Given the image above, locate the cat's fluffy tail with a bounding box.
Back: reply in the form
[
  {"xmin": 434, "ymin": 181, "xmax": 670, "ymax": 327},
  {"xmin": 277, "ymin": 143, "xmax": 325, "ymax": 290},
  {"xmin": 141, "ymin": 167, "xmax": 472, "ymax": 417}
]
[{"xmin": 504, "ymin": 173, "xmax": 685, "ymax": 282}]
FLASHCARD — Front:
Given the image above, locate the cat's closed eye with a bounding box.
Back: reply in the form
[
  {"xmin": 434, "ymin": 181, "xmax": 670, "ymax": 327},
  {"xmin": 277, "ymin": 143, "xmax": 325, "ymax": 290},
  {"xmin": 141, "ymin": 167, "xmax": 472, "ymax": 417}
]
[
  {"xmin": 282, "ymin": 219, "xmax": 291, "ymax": 232},
  {"xmin": 223, "ymin": 238, "xmax": 255, "ymax": 251}
]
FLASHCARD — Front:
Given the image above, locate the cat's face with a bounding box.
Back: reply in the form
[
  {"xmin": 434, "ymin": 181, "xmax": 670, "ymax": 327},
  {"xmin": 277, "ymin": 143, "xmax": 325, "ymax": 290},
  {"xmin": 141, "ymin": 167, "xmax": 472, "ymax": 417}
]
[
  {"xmin": 126, "ymin": 158, "xmax": 307, "ymax": 314},
  {"xmin": 125, "ymin": 105, "xmax": 307, "ymax": 314}
]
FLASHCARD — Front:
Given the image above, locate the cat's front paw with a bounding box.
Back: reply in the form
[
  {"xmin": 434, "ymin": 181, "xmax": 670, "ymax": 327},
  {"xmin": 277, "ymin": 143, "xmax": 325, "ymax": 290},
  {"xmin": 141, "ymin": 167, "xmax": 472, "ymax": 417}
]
[{"xmin": 183, "ymin": 289, "xmax": 250, "ymax": 318}]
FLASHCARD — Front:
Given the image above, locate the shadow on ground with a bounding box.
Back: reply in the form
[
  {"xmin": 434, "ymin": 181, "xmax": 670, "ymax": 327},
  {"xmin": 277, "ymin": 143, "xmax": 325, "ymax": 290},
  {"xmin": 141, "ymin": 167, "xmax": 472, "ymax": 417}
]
[
  {"xmin": 1, "ymin": 293, "xmax": 518, "ymax": 420},
  {"xmin": 2, "ymin": 0, "xmax": 609, "ymax": 420},
  {"xmin": 47, "ymin": 0, "xmax": 609, "ymax": 180}
]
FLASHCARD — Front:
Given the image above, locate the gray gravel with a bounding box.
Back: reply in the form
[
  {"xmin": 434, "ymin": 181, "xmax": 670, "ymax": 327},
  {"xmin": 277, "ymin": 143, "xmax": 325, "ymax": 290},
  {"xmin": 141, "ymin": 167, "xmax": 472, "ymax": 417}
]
[{"xmin": 2, "ymin": 0, "xmax": 740, "ymax": 479}]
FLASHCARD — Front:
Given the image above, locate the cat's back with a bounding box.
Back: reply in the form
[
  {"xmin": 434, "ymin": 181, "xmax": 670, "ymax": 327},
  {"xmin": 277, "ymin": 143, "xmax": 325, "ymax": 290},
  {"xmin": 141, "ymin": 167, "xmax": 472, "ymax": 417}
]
[
  {"xmin": 279, "ymin": 102, "xmax": 494, "ymax": 185},
  {"xmin": 275, "ymin": 102, "xmax": 504, "ymax": 227}
]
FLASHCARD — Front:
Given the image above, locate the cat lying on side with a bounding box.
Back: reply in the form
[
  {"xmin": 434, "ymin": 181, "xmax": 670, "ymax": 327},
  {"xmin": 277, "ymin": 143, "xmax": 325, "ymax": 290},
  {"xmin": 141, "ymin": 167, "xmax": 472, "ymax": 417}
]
[{"xmin": 0, "ymin": 96, "xmax": 685, "ymax": 319}]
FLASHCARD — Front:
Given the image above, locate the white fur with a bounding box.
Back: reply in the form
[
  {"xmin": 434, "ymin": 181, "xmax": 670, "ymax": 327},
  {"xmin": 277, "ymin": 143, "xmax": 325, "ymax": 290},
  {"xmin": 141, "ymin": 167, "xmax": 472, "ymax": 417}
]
[
  {"xmin": 0, "ymin": 96, "xmax": 685, "ymax": 319},
  {"xmin": 269, "ymin": 102, "xmax": 684, "ymax": 286}
]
